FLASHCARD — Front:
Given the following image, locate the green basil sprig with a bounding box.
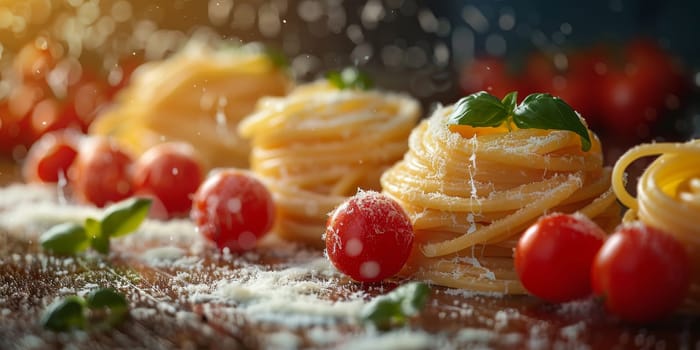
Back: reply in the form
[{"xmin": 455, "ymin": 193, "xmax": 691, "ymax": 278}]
[
  {"xmin": 262, "ymin": 46, "xmax": 289, "ymax": 68},
  {"xmin": 326, "ymin": 67, "xmax": 374, "ymax": 90},
  {"xmin": 41, "ymin": 288, "xmax": 129, "ymax": 332},
  {"xmin": 40, "ymin": 197, "xmax": 151, "ymax": 255},
  {"xmin": 447, "ymin": 91, "xmax": 592, "ymax": 152},
  {"xmin": 360, "ymin": 282, "xmax": 431, "ymax": 330},
  {"xmin": 222, "ymin": 42, "xmax": 289, "ymax": 68}
]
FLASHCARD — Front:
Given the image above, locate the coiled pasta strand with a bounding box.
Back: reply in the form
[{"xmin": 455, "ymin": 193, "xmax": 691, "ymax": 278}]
[{"xmin": 381, "ymin": 106, "xmax": 619, "ymax": 294}]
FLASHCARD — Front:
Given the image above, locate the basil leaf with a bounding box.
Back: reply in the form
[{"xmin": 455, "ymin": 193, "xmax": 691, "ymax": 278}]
[
  {"xmin": 85, "ymin": 217, "xmax": 101, "ymax": 239},
  {"xmin": 239, "ymin": 42, "xmax": 288, "ymax": 68},
  {"xmin": 86, "ymin": 288, "xmax": 129, "ymax": 326},
  {"xmin": 90, "ymin": 234, "xmax": 110, "ymax": 255},
  {"xmin": 360, "ymin": 298, "xmax": 402, "ymax": 330},
  {"xmin": 360, "ymin": 282, "xmax": 430, "ymax": 330},
  {"xmin": 326, "ymin": 67, "xmax": 374, "ymax": 90},
  {"xmin": 40, "ymin": 296, "xmax": 86, "ymax": 332},
  {"xmin": 447, "ymin": 91, "xmax": 509, "ymax": 127},
  {"xmin": 40, "ymin": 223, "xmax": 89, "ymax": 255},
  {"xmin": 101, "ymin": 197, "xmax": 152, "ymax": 238},
  {"xmin": 264, "ymin": 47, "xmax": 289, "ymax": 68},
  {"xmin": 397, "ymin": 282, "xmax": 431, "ymax": 316},
  {"xmin": 501, "ymin": 91, "xmax": 518, "ymax": 113},
  {"xmin": 513, "ymin": 93, "xmax": 592, "ymax": 151},
  {"xmin": 86, "ymin": 288, "xmax": 128, "ymax": 311}
]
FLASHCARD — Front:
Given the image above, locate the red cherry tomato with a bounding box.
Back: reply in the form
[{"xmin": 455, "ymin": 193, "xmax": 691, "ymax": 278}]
[
  {"xmin": 105, "ymin": 55, "xmax": 144, "ymax": 99},
  {"xmin": 0, "ymin": 102, "xmax": 30, "ymax": 156},
  {"xmin": 12, "ymin": 38, "xmax": 57, "ymax": 81},
  {"xmin": 23, "ymin": 129, "xmax": 81, "ymax": 183},
  {"xmin": 460, "ymin": 56, "xmax": 523, "ymax": 99},
  {"xmin": 521, "ymin": 51, "xmax": 552, "ymax": 96},
  {"xmin": 1, "ymin": 83, "xmax": 50, "ymax": 157},
  {"xmin": 62, "ymin": 72, "xmax": 111, "ymax": 131},
  {"xmin": 591, "ymin": 222, "xmax": 690, "ymax": 323},
  {"xmin": 69, "ymin": 136, "xmax": 134, "ymax": 207},
  {"xmin": 599, "ymin": 70, "xmax": 660, "ymax": 139},
  {"xmin": 599, "ymin": 38, "xmax": 684, "ymax": 139},
  {"xmin": 325, "ymin": 191, "xmax": 414, "ymax": 283},
  {"xmin": 515, "ymin": 213, "xmax": 606, "ymax": 303},
  {"xmin": 27, "ymin": 98, "xmax": 85, "ymax": 142},
  {"xmin": 132, "ymin": 142, "xmax": 204, "ymax": 216},
  {"xmin": 191, "ymin": 169, "xmax": 275, "ymax": 252},
  {"xmin": 523, "ymin": 51, "xmax": 600, "ymax": 125},
  {"xmin": 625, "ymin": 38, "xmax": 685, "ymax": 95},
  {"xmin": 8, "ymin": 82, "xmax": 47, "ymax": 119},
  {"xmin": 132, "ymin": 191, "xmax": 170, "ymax": 221},
  {"xmin": 566, "ymin": 46, "xmax": 611, "ymax": 129}
]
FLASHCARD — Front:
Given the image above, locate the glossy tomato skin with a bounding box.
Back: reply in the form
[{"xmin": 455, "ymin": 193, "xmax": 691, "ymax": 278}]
[
  {"xmin": 23, "ymin": 129, "xmax": 81, "ymax": 183},
  {"xmin": 105, "ymin": 55, "xmax": 144, "ymax": 99},
  {"xmin": 522, "ymin": 50, "xmax": 603, "ymax": 127},
  {"xmin": 65, "ymin": 74, "xmax": 111, "ymax": 131},
  {"xmin": 599, "ymin": 38, "xmax": 685, "ymax": 139},
  {"xmin": 132, "ymin": 142, "xmax": 204, "ymax": 216},
  {"xmin": 0, "ymin": 102, "xmax": 31, "ymax": 157},
  {"xmin": 325, "ymin": 191, "xmax": 414, "ymax": 283},
  {"xmin": 599, "ymin": 70, "xmax": 660, "ymax": 139},
  {"xmin": 591, "ymin": 223, "xmax": 690, "ymax": 323},
  {"xmin": 515, "ymin": 213, "xmax": 606, "ymax": 303},
  {"xmin": 27, "ymin": 98, "xmax": 86, "ymax": 143},
  {"xmin": 3, "ymin": 82, "xmax": 48, "ymax": 152},
  {"xmin": 68, "ymin": 136, "xmax": 134, "ymax": 207},
  {"xmin": 12, "ymin": 38, "xmax": 57, "ymax": 82},
  {"xmin": 191, "ymin": 169, "xmax": 275, "ymax": 252}
]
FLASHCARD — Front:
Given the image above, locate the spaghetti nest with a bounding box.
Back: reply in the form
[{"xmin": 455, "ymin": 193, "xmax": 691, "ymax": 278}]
[
  {"xmin": 239, "ymin": 81, "xmax": 421, "ymax": 247},
  {"xmin": 90, "ymin": 42, "xmax": 291, "ymax": 170},
  {"xmin": 612, "ymin": 140, "xmax": 700, "ymax": 309},
  {"xmin": 381, "ymin": 105, "xmax": 620, "ymax": 294}
]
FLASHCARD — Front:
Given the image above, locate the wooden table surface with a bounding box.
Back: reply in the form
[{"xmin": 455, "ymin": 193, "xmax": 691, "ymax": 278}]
[{"xmin": 0, "ymin": 159, "xmax": 698, "ymax": 350}]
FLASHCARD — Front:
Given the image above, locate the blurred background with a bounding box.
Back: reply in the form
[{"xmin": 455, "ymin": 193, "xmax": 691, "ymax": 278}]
[{"xmin": 1, "ymin": 0, "xmax": 700, "ymax": 165}]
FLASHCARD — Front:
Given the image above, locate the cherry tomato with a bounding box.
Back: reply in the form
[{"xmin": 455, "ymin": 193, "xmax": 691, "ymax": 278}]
[
  {"xmin": 105, "ymin": 55, "xmax": 144, "ymax": 99},
  {"xmin": 191, "ymin": 169, "xmax": 275, "ymax": 252},
  {"xmin": 12, "ymin": 38, "xmax": 58, "ymax": 81},
  {"xmin": 591, "ymin": 222, "xmax": 690, "ymax": 323},
  {"xmin": 62, "ymin": 71, "xmax": 111, "ymax": 131},
  {"xmin": 625, "ymin": 38, "xmax": 685, "ymax": 96},
  {"xmin": 599, "ymin": 70, "xmax": 660, "ymax": 139},
  {"xmin": 132, "ymin": 191, "xmax": 170, "ymax": 221},
  {"xmin": 325, "ymin": 191, "xmax": 414, "ymax": 283},
  {"xmin": 7, "ymin": 82, "xmax": 46, "ymax": 126},
  {"xmin": 22, "ymin": 129, "xmax": 81, "ymax": 183},
  {"xmin": 515, "ymin": 213, "xmax": 606, "ymax": 303},
  {"xmin": 1, "ymin": 82, "xmax": 51, "ymax": 157},
  {"xmin": 27, "ymin": 98, "xmax": 86, "ymax": 142},
  {"xmin": 523, "ymin": 51, "xmax": 600, "ymax": 125},
  {"xmin": 132, "ymin": 142, "xmax": 204, "ymax": 216},
  {"xmin": 0, "ymin": 102, "xmax": 30, "ymax": 156},
  {"xmin": 566, "ymin": 46, "xmax": 611, "ymax": 129},
  {"xmin": 460, "ymin": 56, "xmax": 523, "ymax": 99},
  {"xmin": 599, "ymin": 38, "xmax": 684, "ymax": 139},
  {"xmin": 69, "ymin": 136, "xmax": 134, "ymax": 207}
]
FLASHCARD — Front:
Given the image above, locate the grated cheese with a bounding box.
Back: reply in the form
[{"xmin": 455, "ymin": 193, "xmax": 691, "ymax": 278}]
[{"xmin": 0, "ymin": 184, "xmax": 681, "ymax": 349}]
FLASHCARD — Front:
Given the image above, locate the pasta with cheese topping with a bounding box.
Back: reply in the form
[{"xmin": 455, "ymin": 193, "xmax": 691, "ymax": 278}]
[
  {"xmin": 239, "ymin": 80, "xmax": 421, "ymax": 247},
  {"xmin": 90, "ymin": 42, "xmax": 292, "ymax": 170},
  {"xmin": 612, "ymin": 140, "xmax": 700, "ymax": 309},
  {"xmin": 381, "ymin": 104, "xmax": 620, "ymax": 294}
]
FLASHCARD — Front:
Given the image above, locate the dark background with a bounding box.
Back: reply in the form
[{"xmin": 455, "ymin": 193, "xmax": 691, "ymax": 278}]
[{"xmin": 2, "ymin": 0, "xmax": 700, "ymax": 148}]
